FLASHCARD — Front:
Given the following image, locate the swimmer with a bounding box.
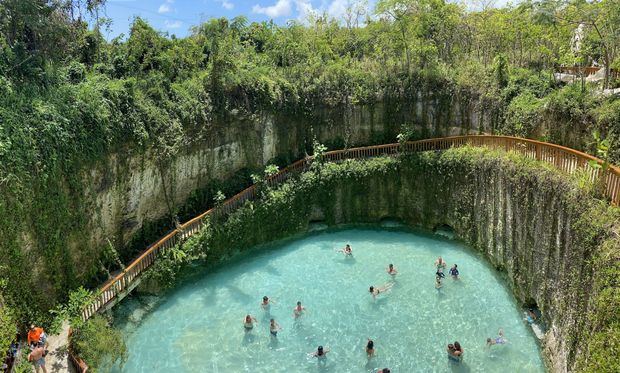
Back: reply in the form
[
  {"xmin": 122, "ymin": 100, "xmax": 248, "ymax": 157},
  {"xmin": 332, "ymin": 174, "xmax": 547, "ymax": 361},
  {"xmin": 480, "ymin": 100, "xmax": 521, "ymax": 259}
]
[
  {"xmin": 293, "ymin": 301, "xmax": 306, "ymax": 318},
  {"xmin": 311, "ymin": 345, "xmax": 330, "ymax": 358},
  {"xmin": 243, "ymin": 314, "xmax": 258, "ymax": 330},
  {"xmin": 447, "ymin": 343, "xmax": 455, "ymax": 358},
  {"xmin": 436, "ymin": 264, "xmax": 446, "ymax": 278},
  {"xmin": 261, "ymin": 296, "xmax": 275, "ymax": 310},
  {"xmin": 338, "ymin": 244, "xmax": 353, "ymax": 256},
  {"xmin": 366, "ymin": 339, "xmax": 375, "ymax": 358},
  {"xmin": 453, "ymin": 341, "xmax": 463, "ymax": 360},
  {"xmin": 435, "ymin": 276, "xmax": 443, "ymax": 290},
  {"xmin": 386, "ymin": 264, "xmax": 398, "ymax": 276},
  {"xmin": 269, "ymin": 319, "xmax": 281, "ymax": 337},
  {"xmin": 377, "ymin": 369, "xmax": 391, "ymax": 373},
  {"xmin": 486, "ymin": 329, "xmax": 507, "ymax": 346},
  {"xmin": 435, "ymin": 256, "xmax": 447, "ymax": 269},
  {"xmin": 449, "ymin": 264, "xmax": 459, "ymax": 279},
  {"xmin": 369, "ymin": 283, "xmax": 394, "ymax": 299}
]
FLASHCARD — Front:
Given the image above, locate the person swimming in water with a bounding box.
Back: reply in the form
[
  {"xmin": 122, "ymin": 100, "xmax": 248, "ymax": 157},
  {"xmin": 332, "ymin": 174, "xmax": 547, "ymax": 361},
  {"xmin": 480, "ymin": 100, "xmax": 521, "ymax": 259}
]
[
  {"xmin": 311, "ymin": 345, "xmax": 330, "ymax": 359},
  {"xmin": 377, "ymin": 369, "xmax": 391, "ymax": 373},
  {"xmin": 449, "ymin": 264, "xmax": 459, "ymax": 279},
  {"xmin": 386, "ymin": 264, "xmax": 398, "ymax": 276},
  {"xmin": 366, "ymin": 339, "xmax": 375, "ymax": 358},
  {"xmin": 369, "ymin": 283, "xmax": 394, "ymax": 299},
  {"xmin": 486, "ymin": 329, "xmax": 507, "ymax": 346},
  {"xmin": 261, "ymin": 296, "xmax": 275, "ymax": 310},
  {"xmin": 453, "ymin": 341, "xmax": 463, "ymax": 360},
  {"xmin": 338, "ymin": 244, "xmax": 353, "ymax": 256},
  {"xmin": 243, "ymin": 314, "xmax": 258, "ymax": 330},
  {"xmin": 269, "ymin": 319, "xmax": 281, "ymax": 337},
  {"xmin": 435, "ymin": 275, "xmax": 443, "ymax": 290},
  {"xmin": 293, "ymin": 301, "xmax": 306, "ymax": 318}
]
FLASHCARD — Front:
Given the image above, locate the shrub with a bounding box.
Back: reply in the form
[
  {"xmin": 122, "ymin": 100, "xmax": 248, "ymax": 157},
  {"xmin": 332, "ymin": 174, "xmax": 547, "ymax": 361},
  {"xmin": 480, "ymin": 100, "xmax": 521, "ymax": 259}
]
[{"xmin": 70, "ymin": 315, "xmax": 127, "ymax": 372}]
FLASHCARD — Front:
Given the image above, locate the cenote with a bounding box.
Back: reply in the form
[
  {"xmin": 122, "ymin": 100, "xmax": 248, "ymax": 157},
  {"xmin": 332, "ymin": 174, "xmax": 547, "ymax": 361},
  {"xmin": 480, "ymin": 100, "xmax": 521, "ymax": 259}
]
[{"xmin": 113, "ymin": 227, "xmax": 545, "ymax": 372}]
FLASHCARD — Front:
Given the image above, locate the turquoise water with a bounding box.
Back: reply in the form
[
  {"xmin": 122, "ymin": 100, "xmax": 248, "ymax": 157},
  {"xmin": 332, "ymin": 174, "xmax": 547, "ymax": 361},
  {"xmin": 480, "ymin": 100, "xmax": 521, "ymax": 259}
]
[{"xmin": 113, "ymin": 228, "xmax": 545, "ymax": 372}]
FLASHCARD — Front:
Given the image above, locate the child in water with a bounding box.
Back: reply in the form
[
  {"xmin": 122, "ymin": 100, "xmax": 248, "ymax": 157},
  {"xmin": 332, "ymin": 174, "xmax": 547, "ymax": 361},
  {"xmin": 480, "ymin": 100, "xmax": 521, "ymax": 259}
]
[
  {"xmin": 486, "ymin": 329, "xmax": 507, "ymax": 346},
  {"xmin": 435, "ymin": 276, "xmax": 443, "ymax": 290},
  {"xmin": 269, "ymin": 319, "xmax": 281, "ymax": 337}
]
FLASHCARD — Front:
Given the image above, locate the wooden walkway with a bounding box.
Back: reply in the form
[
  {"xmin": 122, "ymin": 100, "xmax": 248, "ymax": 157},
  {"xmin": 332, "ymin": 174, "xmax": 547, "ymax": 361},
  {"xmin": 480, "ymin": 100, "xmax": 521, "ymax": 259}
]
[{"xmin": 80, "ymin": 135, "xmax": 620, "ymax": 323}]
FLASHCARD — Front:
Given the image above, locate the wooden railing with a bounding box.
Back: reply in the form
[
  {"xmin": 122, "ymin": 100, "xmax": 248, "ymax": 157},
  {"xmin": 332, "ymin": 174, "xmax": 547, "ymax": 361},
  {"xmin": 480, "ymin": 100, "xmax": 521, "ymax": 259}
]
[
  {"xmin": 80, "ymin": 135, "xmax": 620, "ymax": 321},
  {"xmin": 558, "ymin": 66, "xmax": 620, "ymax": 79}
]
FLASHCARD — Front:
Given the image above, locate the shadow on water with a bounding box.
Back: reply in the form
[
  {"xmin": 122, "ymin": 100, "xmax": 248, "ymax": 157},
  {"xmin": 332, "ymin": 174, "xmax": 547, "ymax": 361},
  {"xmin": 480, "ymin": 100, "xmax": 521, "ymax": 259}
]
[
  {"xmin": 339, "ymin": 256, "xmax": 357, "ymax": 265},
  {"xmin": 448, "ymin": 359, "xmax": 471, "ymax": 373},
  {"xmin": 364, "ymin": 357, "xmax": 378, "ymax": 371},
  {"xmin": 371, "ymin": 297, "xmax": 389, "ymax": 309},
  {"xmin": 262, "ymin": 263, "xmax": 281, "ymax": 277},
  {"xmin": 224, "ymin": 284, "xmax": 253, "ymax": 304},
  {"xmin": 268, "ymin": 336, "xmax": 279, "ymax": 349},
  {"xmin": 242, "ymin": 330, "xmax": 257, "ymax": 346}
]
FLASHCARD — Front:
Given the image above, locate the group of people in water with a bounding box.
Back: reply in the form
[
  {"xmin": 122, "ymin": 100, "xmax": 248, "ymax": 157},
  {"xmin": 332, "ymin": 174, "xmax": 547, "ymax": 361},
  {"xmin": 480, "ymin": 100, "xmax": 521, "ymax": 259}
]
[
  {"xmin": 240, "ymin": 244, "xmax": 524, "ymax": 369},
  {"xmin": 434, "ymin": 256, "xmax": 459, "ymax": 290}
]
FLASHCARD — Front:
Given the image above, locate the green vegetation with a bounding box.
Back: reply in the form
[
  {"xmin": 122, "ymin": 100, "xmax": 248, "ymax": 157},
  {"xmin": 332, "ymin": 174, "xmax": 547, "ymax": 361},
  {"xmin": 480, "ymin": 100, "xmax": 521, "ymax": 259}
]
[
  {"xmin": 1, "ymin": 0, "xmax": 619, "ymax": 369},
  {"xmin": 70, "ymin": 315, "xmax": 127, "ymax": 372},
  {"xmin": 155, "ymin": 147, "xmax": 618, "ymax": 372}
]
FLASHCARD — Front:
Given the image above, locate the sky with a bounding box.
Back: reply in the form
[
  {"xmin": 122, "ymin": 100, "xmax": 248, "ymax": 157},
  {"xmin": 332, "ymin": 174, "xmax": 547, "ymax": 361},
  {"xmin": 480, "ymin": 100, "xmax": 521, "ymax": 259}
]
[{"xmin": 102, "ymin": 0, "xmax": 516, "ymax": 39}]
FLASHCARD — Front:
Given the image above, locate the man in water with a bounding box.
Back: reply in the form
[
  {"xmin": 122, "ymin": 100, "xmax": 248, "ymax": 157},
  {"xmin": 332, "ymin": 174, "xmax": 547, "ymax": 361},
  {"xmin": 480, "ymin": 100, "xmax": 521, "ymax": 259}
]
[
  {"xmin": 269, "ymin": 319, "xmax": 281, "ymax": 337},
  {"xmin": 449, "ymin": 264, "xmax": 459, "ymax": 279},
  {"xmin": 311, "ymin": 345, "xmax": 330, "ymax": 359},
  {"xmin": 293, "ymin": 301, "xmax": 306, "ymax": 318},
  {"xmin": 386, "ymin": 264, "xmax": 398, "ymax": 276},
  {"xmin": 338, "ymin": 244, "xmax": 353, "ymax": 256},
  {"xmin": 261, "ymin": 296, "xmax": 275, "ymax": 311},
  {"xmin": 486, "ymin": 329, "xmax": 507, "ymax": 346}
]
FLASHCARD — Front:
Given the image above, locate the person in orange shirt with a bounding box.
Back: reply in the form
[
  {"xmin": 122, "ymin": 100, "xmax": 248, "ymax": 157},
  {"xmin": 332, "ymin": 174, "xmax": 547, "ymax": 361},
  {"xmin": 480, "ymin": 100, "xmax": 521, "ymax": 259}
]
[{"xmin": 27, "ymin": 325, "xmax": 47, "ymax": 348}]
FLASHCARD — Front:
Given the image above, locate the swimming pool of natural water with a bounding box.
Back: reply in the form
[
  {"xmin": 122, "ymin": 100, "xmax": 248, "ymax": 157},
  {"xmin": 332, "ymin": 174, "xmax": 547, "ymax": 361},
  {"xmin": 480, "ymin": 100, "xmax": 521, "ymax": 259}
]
[{"xmin": 113, "ymin": 227, "xmax": 545, "ymax": 372}]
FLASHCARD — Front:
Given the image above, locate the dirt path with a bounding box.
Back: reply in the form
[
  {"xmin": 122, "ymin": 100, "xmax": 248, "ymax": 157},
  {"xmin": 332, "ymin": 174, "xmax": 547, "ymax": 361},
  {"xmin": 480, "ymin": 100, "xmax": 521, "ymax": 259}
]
[{"xmin": 41, "ymin": 321, "xmax": 74, "ymax": 373}]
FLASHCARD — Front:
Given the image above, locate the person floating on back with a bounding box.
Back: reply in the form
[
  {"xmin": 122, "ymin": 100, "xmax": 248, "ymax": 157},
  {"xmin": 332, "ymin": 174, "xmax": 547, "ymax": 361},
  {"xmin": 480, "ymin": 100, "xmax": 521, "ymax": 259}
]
[
  {"xmin": 293, "ymin": 301, "xmax": 306, "ymax": 318},
  {"xmin": 386, "ymin": 263, "xmax": 398, "ymax": 276},
  {"xmin": 486, "ymin": 329, "xmax": 507, "ymax": 346},
  {"xmin": 369, "ymin": 283, "xmax": 394, "ymax": 299},
  {"xmin": 449, "ymin": 264, "xmax": 459, "ymax": 279}
]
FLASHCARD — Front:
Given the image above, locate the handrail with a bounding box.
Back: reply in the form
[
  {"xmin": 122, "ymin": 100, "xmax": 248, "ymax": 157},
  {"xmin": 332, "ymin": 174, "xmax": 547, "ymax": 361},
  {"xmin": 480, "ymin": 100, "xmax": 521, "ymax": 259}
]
[
  {"xmin": 80, "ymin": 135, "xmax": 620, "ymax": 321},
  {"xmin": 558, "ymin": 66, "xmax": 620, "ymax": 78}
]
